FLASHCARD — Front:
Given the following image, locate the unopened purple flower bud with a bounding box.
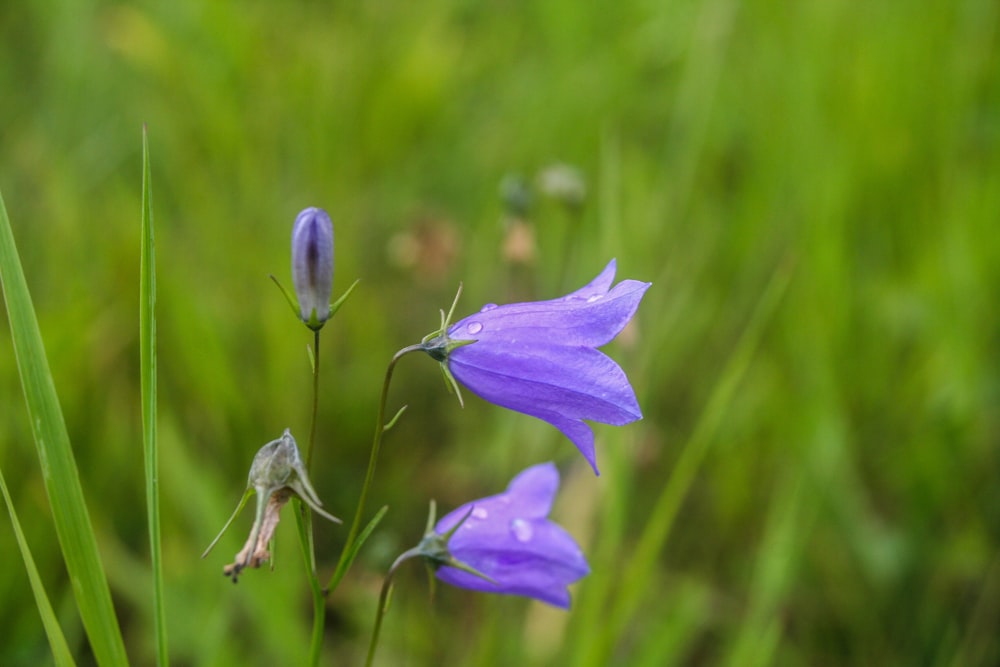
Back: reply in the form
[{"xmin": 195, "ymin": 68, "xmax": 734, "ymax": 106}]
[{"xmin": 291, "ymin": 207, "xmax": 334, "ymax": 330}]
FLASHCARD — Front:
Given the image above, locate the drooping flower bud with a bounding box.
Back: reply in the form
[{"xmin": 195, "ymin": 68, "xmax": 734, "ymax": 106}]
[{"xmin": 291, "ymin": 207, "xmax": 334, "ymax": 330}]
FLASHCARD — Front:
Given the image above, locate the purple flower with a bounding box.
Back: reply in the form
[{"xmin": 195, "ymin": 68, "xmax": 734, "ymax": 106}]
[
  {"xmin": 291, "ymin": 207, "xmax": 334, "ymax": 329},
  {"xmin": 428, "ymin": 259, "xmax": 650, "ymax": 474},
  {"xmin": 433, "ymin": 463, "xmax": 589, "ymax": 608}
]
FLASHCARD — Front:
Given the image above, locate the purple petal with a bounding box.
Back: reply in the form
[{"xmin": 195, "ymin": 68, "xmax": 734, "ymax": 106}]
[
  {"xmin": 530, "ymin": 409, "xmax": 599, "ymax": 474},
  {"xmin": 450, "ymin": 278, "xmax": 650, "ymax": 348},
  {"xmin": 448, "ymin": 345, "xmax": 641, "ymax": 474},
  {"xmin": 436, "ymin": 463, "xmax": 558, "ymax": 536},
  {"xmin": 505, "ymin": 463, "xmax": 559, "ymax": 516},
  {"xmin": 449, "ymin": 344, "xmax": 642, "ymax": 425},
  {"xmin": 436, "ymin": 521, "xmax": 590, "ymax": 608},
  {"xmin": 559, "ymin": 258, "xmax": 618, "ymax": 301},
  {"xmin": 449, "ymin": 261, "xmax": 650, "ymax": 348}
]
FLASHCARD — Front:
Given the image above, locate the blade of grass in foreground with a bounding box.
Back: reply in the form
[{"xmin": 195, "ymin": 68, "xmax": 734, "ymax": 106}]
[
  {"xmin": 0, "ymin": 189, "xmax": 129, "ymax": 665},
  {"xmin": 0, "ymin": 467, "xmax": 77, "ymax": 667},
  {"xmin": 141, "ymin": 126, "xmax": 168, "ymax": 666}
]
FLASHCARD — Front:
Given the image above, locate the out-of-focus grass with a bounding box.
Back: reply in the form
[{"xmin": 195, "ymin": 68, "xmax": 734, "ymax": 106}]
[{"xmin": 1, "ymin": 0, "xmax": 999, "ymax": 665}]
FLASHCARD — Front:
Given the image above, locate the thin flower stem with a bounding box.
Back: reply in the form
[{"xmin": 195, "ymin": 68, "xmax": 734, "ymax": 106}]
[
  {"xmin": 302, "ymin": 329, "xmax": 324, "ymax": 666},
  {"xmin": 365, "ymin": 548, "xmax": 422, "ymax": 667},
  {"xmin": 307, "ymin": 328, "xmax": 320, "ymax": 468},
  {"xmin": 298, "ymin": 501, "xmax": 326, "ymax": 666},
  {"xmin": 326, "ymin": 344, "xmax": 424, "ymax": 595}
]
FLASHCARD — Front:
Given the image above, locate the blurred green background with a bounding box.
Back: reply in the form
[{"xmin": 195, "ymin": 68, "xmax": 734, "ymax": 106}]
[{"xmin": 2, "ymin": 0, "xmax": 999, "ymax": 665}]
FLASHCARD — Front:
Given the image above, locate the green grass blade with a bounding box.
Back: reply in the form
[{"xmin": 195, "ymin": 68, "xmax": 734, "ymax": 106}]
[
  {"xmin": 0, "ymin": 188, "xmax": 129, "ymax": 665},
  {"xmin": 579, "ymin": 260, "xmax": 793, "ymax": 666},
  {"xmin": 0, "ymin": 466, "xmax": 77, "ymax": 667},
  {"xmin": 141, "ymin": 126, "xmax": 168, "ymax": 666},
  {"xmin": 620, "ymin": 262, "xmax": 791, "ymax": 648},
  {"xmin": 723, "ymin": 474, "xmax": 805, "ymax": 667}
]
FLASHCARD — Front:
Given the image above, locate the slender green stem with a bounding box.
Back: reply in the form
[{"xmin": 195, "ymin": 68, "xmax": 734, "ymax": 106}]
[
  {"xmin": 302, "ymin": 328, "xmax": 325, "ymax": 666},
  {"xmin": 326, "ymin": 344, "xmax": 424, "ymax": 594},
  {"xmin": 298, "ymin": 500, "xmax": 326, "ymax": 666},
  {"xmin": 306, "ymin": 328, "xmax": 321, "ymax": 468},
  {"xmin": 365, "ymin": 548, "xmax": 422, "ymax": 667}
]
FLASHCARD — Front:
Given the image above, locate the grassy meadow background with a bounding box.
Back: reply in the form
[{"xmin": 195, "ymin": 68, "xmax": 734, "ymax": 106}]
[{"xmin": 2, "ymin": 0, "xmax": 999, "ymax": 665}]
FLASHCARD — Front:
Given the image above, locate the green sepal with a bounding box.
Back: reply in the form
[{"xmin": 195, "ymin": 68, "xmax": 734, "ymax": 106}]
[
  {"xmin": 271, "ymin": 275, "xmax": 360, "ymax": 331},
  {"xmin": 201, "ymin": 488, "xmax": 253, "ymax": 559},
  {"xmin": 420, "ymin": 282, "xmax": 464, "ymax": 346},
  {"xmin": 417, "ymin": 282, "xmax": 479, "ymax": 406},
  {"xmin": 328, "ymin": 278, "xmax": 360, "ymax": 319},
  {"xmin": 415, "ymin": 501, "xmax": 497, "ymax": 585},
  {"xmin": 269, "ymin": 274, "xmax": 300, "ymax": 319}
]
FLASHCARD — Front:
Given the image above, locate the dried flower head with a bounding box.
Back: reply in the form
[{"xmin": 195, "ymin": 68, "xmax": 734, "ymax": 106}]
[{"xmin": 202, "ymin": 429, "xmax": 340, "ymax": 582}]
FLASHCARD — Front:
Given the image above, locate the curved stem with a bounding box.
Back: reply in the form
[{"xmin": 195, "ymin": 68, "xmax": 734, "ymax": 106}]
[
  {"xmin": 365, "ymin": 548, "xmax": 422, "ymax": 667},
  {"xmin": 326, "ymin": 344, "xmax": 424, "ymax": 594}
]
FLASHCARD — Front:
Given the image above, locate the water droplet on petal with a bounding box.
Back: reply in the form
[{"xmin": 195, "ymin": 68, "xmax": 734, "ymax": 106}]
[
  {"xmin": 466, "ymin": 322, "xmax": 483, "ymax": 335},
  {"xmin": 510, "ymin": 518, "xmax": 533, "ymax": 542},
  {"xmin": 472, "ymin": 507, "xmax": 489, "ymax": 520},
  {"xmin": 587, "ymin": 294, "xmax": 602, "ymax": 303},
  {"xmin": 480, "ymin": 303, "xmax": 498, "ymax": 312}
]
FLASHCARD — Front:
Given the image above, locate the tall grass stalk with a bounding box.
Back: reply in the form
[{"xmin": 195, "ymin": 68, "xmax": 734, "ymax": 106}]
[
  {"xmin": 0, "ymin": 189, "xmax": 128, "ymax": 664},
  {"xmin": 140, "ymin": 126, "xmax": 168, "ymax": 666}
]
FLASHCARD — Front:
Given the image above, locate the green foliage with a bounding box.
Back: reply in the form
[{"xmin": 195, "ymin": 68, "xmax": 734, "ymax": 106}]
[
  {"xmin": 0, "ymin": 192, "xmax": 128, "ymax": 663},
  {"xmin": 0, "ymin": 466, "xmax": 75, "ymax": 667},
  {"xmin": 140, "ymin": 126, "xmax": 168, "ymax": 666},
  {"xmin": 1, "ymin": 0, "xmax": 999, "ymax": 665}
]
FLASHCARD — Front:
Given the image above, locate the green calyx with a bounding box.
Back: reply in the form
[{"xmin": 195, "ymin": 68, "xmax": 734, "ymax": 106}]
[
  {"xmin": 415, "ymin": 500, "xmax": 496, "ymax": 585},
  {"xmin": 419, "ymin": 283, "xmax": 476, "ymax": 406},
  {"xmin": 270, "ymin": 275, "xmax": 360, "ymax": 331}
]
